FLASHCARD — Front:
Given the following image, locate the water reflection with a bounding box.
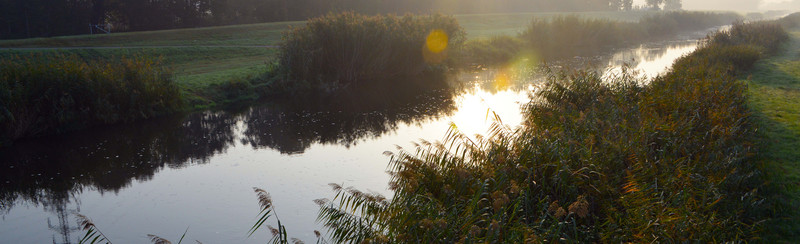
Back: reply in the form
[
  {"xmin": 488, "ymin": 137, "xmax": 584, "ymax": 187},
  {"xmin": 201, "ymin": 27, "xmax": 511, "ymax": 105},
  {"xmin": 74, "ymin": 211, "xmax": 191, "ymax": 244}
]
[
  {"xmin": 0, "ymin": 111, "xmax": 236, "ymax": 209},
  {"xmin": 0, "ymin": 78, "xmax": 458, "ymax": 242},
  {"xmin": 241, "ymin": 89, "xmax": 456, "ymax": 154},
  {"xmin": 606, "ymin": 40, "xmax": 699, "ymax": 78},
  {"xmin": 0, "ymin": 38, "xmax": 700, "ymax": 243}
]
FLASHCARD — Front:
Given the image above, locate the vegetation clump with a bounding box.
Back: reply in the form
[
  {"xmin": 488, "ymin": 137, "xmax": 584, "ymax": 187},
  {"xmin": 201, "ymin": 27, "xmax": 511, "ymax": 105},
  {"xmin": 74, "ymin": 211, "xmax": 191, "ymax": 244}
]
[
  {"xmin": 314, "ymin": 17, "xmax": 794, "ymax": 243},
  {"xmin": 0, "ymin": 54, "xmax": 182, "ymax": 145},
  {"xmin": 276, "ymin": 12, "xmax": 465, "ymax": 91},
  {"xmin": 463, "ymin": 11, "xmax": 741, "ymax": 65}
]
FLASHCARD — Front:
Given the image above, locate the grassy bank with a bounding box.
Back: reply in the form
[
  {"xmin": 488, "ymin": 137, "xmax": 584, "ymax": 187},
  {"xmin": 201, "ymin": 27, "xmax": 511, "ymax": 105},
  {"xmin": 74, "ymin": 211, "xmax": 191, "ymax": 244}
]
[
  {"xmin": 0, "ymin": 11, "xmax": 749, "ymax": 144},
  {"xmin": 0, "ymin": 54, "xmax": 183, "ymax": 146},
  {"xmin": 0, "ymin": 11, "xmax": 733, "ymax": 109},
  {"xmin": 312, "ymin": 17, "xmax": 792, "ymax": 243},
  {"xmin": 0, "ymin": 47, "xmax": 277, "ymax": 109},
  {"xmin": 745, "ymin": 19, "xmax": 800, "ymax": 241},
  {"xmin": 0, "ymin": 12, "xmax": 648, "ymax": 48}
]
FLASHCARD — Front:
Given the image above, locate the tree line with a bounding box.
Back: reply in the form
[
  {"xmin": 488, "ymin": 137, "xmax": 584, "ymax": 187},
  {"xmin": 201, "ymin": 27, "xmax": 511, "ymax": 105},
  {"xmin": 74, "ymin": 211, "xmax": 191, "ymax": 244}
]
[{"xmin": 0, "ymin": 0, "xmax": 681, "ymax": 40}]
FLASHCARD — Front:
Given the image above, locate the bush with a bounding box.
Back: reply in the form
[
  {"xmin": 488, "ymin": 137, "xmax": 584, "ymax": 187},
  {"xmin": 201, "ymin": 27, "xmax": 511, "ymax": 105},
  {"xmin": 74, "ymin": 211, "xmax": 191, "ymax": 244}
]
[
  {"xmin": 0, "ymin": 54, "xmax": 182, "ymax": 145},
  {"xmin": 278, "ymin": 12, "xmax": 466, "ymax": 90}
]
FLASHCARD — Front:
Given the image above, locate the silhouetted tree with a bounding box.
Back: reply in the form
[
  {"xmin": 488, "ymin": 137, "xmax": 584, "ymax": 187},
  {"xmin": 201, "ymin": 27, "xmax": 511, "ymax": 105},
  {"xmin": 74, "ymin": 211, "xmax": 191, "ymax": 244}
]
[
  {"xmin": 646, "ymin": 0, "xmax": 663, "ymax": 10},
  {"xmin": 622, "ymin": 0, "xmax": 633, "ymax": 11},
  {"xmin": 608, "ymin": 0, "xmax": 622, "ymax": 10},
  {"xmin": 664, "ymin": 0, "xmax": 682, "ymax": 10},
  {"xmin": 1, "ymin": 0, "xmax": 665, "ymax": 39}
]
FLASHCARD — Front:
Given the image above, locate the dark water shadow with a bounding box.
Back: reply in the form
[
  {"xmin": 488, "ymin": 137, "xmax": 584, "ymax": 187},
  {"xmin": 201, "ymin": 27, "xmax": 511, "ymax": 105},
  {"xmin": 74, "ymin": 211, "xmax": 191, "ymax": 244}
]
[{"xmin": 0, "ymin": 74, "xmax": 460, "ymax": 241}]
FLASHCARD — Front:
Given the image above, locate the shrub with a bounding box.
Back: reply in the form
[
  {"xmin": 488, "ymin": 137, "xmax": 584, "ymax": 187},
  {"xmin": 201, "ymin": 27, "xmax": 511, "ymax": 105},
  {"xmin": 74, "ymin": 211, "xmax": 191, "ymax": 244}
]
[
  {"xmin": 278, "ymin": 12, "xmax": 466, "ymax": 90},
  {"xmin": 0, "ymin": 54, "xmax": 182, "ymax": 145}
]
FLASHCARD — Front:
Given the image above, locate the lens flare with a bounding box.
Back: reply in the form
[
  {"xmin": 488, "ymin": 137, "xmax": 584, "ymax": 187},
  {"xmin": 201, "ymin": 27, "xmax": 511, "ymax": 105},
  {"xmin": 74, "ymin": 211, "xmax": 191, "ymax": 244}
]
[{"xmin": 426, "ymin": 29, "xmax": 449, "ymax": 54}]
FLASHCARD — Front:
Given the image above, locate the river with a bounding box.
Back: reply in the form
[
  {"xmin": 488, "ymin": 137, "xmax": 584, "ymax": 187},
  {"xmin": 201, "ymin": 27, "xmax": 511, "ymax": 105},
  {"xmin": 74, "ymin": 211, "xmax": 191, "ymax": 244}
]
[{"xmin": 0, "ymin": 35, "xmax": 707, "ymax": 243}]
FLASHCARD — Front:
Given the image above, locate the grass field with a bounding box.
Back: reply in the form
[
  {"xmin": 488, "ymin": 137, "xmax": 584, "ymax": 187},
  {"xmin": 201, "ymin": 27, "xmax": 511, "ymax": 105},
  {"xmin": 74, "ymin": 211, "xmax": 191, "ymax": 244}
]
[
  {"xmin": 0, "ymin": 12, "xmax": 652, "ymax": 47},
  {"xmin": 0, "ymin": 11, "xmax": 697, "ymax": 108},
  {"xmin": 747, "ymin": 29, "xmax": 800, "ymax": 242},
  {"xmin": 0, "ymin": 11, "xmax": 658, "ymax": 84}
]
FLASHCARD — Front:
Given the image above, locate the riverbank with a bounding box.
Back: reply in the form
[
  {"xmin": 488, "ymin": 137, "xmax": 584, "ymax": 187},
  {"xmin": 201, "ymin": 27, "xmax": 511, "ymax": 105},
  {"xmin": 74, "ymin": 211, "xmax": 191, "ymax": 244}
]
[
  {"xmin": 747, "ymin": 27, "xmax": 800, "ymax": 242},
  {"xmin": 0, "ymin": 11, "xmax": 741, "ymax": 146},
  {"xmin": 312, "ymin": 17, "xmax": 795, "ymax": 243}
]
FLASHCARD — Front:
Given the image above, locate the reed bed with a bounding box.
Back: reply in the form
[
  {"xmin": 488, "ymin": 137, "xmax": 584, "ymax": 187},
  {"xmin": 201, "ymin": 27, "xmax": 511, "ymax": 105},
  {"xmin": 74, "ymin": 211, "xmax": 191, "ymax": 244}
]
[
  {"xmin": 277, "ymin": 12, "xmax": 466, "ymax": 90},
  {"xmin": 313, "ymin": 17, "xmax": 794, "ymax": 243},
  {"xmin": 462, "ymin": 11, "xmax": 741, "ymax": 65},
  {"xmin": 0, "ymin": 54, "xmax": 182, "ymax": 145}
]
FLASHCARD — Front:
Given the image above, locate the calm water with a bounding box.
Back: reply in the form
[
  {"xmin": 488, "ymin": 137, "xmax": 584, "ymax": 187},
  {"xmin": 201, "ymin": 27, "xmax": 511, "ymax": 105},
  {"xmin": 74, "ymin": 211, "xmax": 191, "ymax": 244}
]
[{"xmin": 0, "ymin": 37, "xmax": 703, "ymax": 243}]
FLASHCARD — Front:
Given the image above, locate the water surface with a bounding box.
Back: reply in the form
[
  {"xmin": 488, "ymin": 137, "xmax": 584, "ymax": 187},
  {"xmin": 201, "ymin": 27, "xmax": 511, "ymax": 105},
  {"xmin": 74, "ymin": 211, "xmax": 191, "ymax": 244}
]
[{"xmin": 0, "ymin": 36, "xmax": 703, "ymax": 243}]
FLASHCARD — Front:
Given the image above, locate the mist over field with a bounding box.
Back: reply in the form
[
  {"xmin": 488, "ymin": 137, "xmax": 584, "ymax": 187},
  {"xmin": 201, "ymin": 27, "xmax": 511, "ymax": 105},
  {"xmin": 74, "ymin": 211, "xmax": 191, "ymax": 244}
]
[{"xmin": 636, "ymin": 0, "xmax": 800, "ymax": 11}]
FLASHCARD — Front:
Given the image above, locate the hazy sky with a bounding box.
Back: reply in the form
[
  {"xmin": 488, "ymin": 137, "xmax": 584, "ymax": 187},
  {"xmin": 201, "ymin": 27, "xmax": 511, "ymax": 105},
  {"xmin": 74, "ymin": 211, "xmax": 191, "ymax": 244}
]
[{"xmin": 634, "ymin": 0, "xmax": 798, "ymax": 11}]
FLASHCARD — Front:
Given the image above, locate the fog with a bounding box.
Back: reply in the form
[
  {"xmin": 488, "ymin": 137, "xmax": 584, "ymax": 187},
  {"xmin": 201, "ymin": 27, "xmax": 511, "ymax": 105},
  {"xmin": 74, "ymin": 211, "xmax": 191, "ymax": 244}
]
[{"xmin": 635, "ymin": 0, "xmax": 798, "ymax": 11}]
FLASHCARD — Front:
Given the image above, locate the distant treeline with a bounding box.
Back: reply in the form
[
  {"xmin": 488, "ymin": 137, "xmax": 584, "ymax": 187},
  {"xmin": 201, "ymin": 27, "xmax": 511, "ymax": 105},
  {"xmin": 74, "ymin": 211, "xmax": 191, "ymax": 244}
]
[{"xmin": 0, "ymin": 0, "xmax": 681, "ymax": 40}]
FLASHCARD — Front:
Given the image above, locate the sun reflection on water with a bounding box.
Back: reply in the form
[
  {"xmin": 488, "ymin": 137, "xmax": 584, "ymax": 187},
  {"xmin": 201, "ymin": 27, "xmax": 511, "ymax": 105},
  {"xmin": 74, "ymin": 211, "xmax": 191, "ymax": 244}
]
[{"xmin": 447, "ymin": 83, "xmax": 529, "ymax": 139}]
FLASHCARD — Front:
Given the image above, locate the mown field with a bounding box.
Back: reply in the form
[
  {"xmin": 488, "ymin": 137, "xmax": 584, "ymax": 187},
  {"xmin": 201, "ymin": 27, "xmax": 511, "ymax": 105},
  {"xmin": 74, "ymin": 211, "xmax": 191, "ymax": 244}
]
[
  {"xmin": 747, "ymin": 28, "xmax": 800, "ymax": 242},
  {"xmin": 0, "ymin": 11, "xmax": 656, "ymax": 98}
]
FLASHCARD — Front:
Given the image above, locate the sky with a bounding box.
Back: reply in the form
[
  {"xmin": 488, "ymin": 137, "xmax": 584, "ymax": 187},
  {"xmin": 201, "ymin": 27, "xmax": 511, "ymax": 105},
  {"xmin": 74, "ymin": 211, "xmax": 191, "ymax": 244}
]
[{"xmin": 634, "ymin": 0, "xmax": 799, "ymax": 12}]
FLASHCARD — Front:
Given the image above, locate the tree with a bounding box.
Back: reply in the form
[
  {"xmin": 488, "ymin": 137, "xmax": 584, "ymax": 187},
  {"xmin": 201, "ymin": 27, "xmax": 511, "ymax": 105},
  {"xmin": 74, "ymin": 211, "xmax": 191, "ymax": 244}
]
[
  {"xmin": 608, "ymin": 0, "xmax": 622, "ymax": 11},
  {"xmin": 646, "ymin": 0, "xmax": 663, "ymax": 10},
  {"xmin": 90, "ymin": 0, "xmax": 105, "ymax": 25},
  {"xmin": 622, "ymin": 0, "xmax": 633, "ymax": 11},
  {"xmin": 664, "ymin": 0, "xmax": 682, "ymax": 10}
]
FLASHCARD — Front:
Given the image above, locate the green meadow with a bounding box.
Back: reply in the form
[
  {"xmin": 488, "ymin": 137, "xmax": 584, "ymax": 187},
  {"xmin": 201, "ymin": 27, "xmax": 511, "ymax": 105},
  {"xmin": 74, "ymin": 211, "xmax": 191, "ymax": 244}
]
[
  {"xmin": 747, "ymin": 28, "xmax": 800, "ymax": 242},
  {"xmin": 0, "ymin": 11, "xmax": 657, "ymax": 98}
]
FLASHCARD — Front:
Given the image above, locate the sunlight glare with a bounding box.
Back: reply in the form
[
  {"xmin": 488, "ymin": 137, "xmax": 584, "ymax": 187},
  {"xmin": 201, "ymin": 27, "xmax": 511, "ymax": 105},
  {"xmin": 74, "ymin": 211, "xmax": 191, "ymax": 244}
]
[
  {"xmin": 426, "ymin": 29, "xmax": 449, "ymax": 53},
  {"xmin": 448, "ymin": 86, "xmax": 527, "ymax": 139}
]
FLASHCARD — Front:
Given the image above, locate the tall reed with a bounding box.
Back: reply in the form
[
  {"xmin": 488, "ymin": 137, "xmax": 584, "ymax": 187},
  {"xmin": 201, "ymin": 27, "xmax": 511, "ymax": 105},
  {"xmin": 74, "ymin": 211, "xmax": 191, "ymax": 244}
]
[
  {"xmin": 277, "ymin": 12, "xmax": 466, "ymax": 90},
  {"xmin": 314, "ymin": 16, "xmax": 794, "ymax": 243},
  {"xmin": 462, "ymin": 11, "xmax": 741, "ymax": 65},
  {"xmin": 0, "ymin": 54, "xmax": 182, "ymax": 145}
]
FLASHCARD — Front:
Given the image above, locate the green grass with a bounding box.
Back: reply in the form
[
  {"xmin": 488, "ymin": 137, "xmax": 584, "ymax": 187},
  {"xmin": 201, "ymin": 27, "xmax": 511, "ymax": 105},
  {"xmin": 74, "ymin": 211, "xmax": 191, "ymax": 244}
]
[
  {"xmin": 0, "ymin": 12, "xmax": 646, "ymax": 48},
  {"xmin": 747, "ymin": 29, "xmax": 800, "ymax": 242},
  {"xmin": 454, "ymin": 11, "xmax": 653, "ymax": 39},
  {"xmin": 0, "ymin": 47, "xmax": 277, "ymax": 108},
  {"xmin": 0, "ymin": 11, "xmax": 700, "ymax": 106},
  {"xmin": 0, "ymin": 11, "xmax": 743, "ymax": 109},
  {"xmin": 0, "ymin": 21, "xmax": 292, "ymax": 106},
  {"xmin": 0, "ymin": 21, "xmax": 302, "ymax": 47}
]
